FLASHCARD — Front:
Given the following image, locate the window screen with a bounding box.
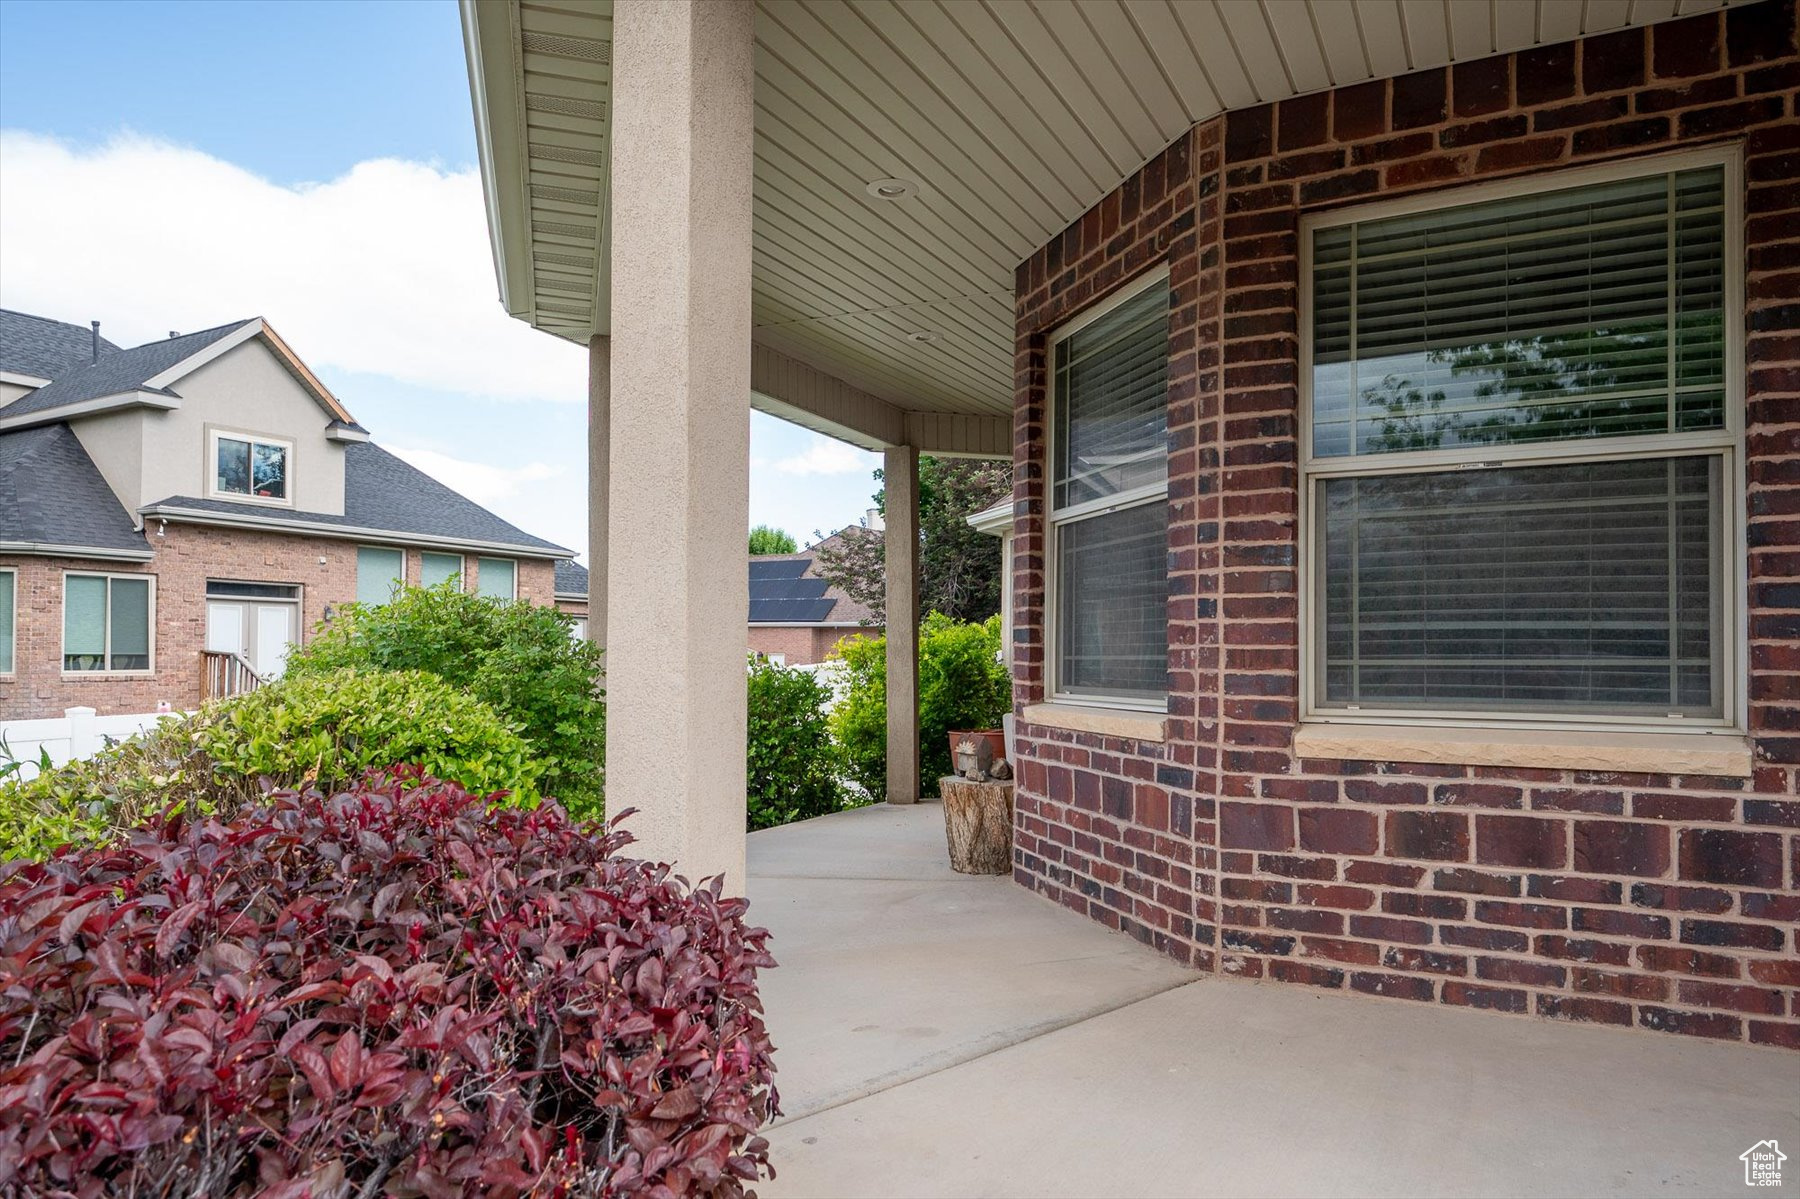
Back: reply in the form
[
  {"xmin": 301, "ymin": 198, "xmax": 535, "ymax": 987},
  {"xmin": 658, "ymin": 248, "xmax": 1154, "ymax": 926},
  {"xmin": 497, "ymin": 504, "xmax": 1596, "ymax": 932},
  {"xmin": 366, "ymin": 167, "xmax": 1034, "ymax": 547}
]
[
  {"xmin": 1050, "ymin": 276, "xmax": 1171, "ymax": 705},
  {"xmin": 357, "ymin": 547, "xmax": 404, "ymax": 606}
]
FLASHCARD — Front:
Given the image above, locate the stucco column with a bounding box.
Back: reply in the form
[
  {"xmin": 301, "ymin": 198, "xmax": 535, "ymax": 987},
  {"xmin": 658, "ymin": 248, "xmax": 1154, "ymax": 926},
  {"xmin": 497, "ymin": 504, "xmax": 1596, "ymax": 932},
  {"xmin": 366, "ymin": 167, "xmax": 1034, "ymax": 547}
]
[
  {"xmin": 607, "ymin": 0, "xmax": 753, "ymax": 890},
  {"xmin": 884, "ymin": 444, "xmax": 921, "ymax": 804},
  {"xmin": 587, "ymin": 333, "xmax": 609, "ymax": 653}
]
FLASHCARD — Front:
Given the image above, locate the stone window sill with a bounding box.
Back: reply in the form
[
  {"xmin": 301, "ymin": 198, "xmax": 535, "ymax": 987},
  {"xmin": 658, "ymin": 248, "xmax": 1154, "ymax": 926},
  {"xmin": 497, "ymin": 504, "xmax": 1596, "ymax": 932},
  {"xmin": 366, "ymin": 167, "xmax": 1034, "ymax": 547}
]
[
  {"xmin": 1292, "ymin": 722, "xmax": 1753, "ymax": 778},
  {"xmin": 1021, "ymin": 703, "xmax": 1166, "ymax": 743}
]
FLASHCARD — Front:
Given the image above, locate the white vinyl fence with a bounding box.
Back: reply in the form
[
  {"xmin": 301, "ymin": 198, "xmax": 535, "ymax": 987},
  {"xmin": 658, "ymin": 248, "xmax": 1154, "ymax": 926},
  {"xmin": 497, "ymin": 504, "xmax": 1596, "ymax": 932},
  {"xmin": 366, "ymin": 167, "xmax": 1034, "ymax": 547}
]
[{"xmin": 0, "ymin": 707, "xmax": 176, "ymax": 782}]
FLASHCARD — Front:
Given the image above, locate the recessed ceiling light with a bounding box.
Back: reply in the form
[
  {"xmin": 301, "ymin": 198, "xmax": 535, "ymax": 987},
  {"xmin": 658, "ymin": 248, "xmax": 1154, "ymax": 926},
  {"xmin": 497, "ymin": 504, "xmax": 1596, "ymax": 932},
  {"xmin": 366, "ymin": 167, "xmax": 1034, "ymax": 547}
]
[
  {"xmin": 865, "ymin": 177, "xmax": 919, "ymax": 200},
  {"xmin": 907, "ymin": 330, "xmax": 939, "ymax": 343}
]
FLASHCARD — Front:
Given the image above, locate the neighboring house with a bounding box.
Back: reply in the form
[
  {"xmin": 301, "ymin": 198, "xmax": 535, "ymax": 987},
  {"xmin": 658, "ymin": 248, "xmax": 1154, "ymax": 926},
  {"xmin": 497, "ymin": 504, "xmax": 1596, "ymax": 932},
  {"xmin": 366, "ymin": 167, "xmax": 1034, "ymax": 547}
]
[
  {"xmin": 554, "ymin": 531, "xmax": 881, "ymax": 665},
  {"xmin": 0, "ymin": 309, "xmax": 575, "ymax": 718},
  {"xmin": 553, "ymin": 559, "xmax": 591, "ymax": 639},
  {"xmin": 747, "ymin": 531, "xmax": 880, "ymax": 665}
]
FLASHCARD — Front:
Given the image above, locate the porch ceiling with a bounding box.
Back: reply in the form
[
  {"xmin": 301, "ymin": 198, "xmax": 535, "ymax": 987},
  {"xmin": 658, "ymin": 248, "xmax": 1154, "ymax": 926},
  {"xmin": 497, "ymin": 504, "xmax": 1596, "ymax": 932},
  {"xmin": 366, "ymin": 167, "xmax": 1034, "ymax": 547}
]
[{"xmin": 464, "ymin": 0, "xmax": 1754, "ymax": 435}]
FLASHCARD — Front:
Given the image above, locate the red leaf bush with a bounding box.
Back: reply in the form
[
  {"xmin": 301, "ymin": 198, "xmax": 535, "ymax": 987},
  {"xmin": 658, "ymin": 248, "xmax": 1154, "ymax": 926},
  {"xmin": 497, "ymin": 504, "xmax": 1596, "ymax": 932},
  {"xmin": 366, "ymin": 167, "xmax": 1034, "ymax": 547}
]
[{"xmin": 0, "ymin": 770, "xmax": 779, "ymax": 1197}]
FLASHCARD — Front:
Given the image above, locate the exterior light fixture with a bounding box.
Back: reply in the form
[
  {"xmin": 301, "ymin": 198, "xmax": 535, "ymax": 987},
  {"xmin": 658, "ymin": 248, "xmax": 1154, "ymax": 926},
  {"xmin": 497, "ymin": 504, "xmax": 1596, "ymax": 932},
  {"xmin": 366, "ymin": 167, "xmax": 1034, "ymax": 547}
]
[
  {"xmin": 907, "ymin": 331, "xmax": 939, "ymax": 343},
  {"xmin": 864, "ymin": 177, "xmax": 918, "ymax": 200}
]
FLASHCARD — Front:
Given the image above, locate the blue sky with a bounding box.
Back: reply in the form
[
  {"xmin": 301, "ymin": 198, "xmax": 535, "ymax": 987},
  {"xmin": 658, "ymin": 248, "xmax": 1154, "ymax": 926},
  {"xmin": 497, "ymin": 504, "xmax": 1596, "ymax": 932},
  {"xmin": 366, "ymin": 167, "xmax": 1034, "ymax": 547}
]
[{"xmin": 0, "ymin": 0, "xmax": 883, "ymax": 561}]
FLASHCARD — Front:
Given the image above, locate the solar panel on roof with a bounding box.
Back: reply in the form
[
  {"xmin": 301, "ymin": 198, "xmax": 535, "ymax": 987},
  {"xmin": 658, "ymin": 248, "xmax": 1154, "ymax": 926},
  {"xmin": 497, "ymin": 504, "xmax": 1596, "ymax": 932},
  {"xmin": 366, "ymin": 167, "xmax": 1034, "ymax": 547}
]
[
  {"xmin": 749, "ymin": 597, "xmax": 838, "ymax": 623},
  {"xmin": 749, "ymin": 558, "xmax": 810, "ymax": 580}
]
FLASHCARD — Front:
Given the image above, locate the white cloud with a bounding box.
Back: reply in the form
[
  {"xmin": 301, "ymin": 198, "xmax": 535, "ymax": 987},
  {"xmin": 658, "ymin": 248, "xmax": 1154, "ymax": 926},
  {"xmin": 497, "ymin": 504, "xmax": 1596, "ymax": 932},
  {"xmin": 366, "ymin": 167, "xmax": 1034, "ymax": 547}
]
[
  {"xmin": 0, "ymin": 131, "xmax": 587, "ymax": 404},
  {"xmin": 385, "ymin": 445, "xmax": 561, "ymax": 506},
  {"xmin": 774, "ymin": 434, "xmax": 877, "ymax": 476}
]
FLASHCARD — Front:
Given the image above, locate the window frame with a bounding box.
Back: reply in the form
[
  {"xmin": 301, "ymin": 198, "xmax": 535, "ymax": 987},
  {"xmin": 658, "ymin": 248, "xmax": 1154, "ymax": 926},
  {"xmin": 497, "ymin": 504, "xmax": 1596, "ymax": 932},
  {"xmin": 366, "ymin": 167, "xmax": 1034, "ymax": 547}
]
[
  {"xmin": 1297, "ymin": 145, "xmax": 1746, "ymax": 735},
  {"xmin": 1044, "ymin": 266, "xmax": 1173, "ymax": 713},
  {"xmin": 477, "ymin": 556, "xmax": 517, "ymax": 600},
  {"xmin": 207, "ymin": 427, "xmax": 295, "ymax": 507},
  {"xmin": 61, "ymin": 571, "xmax": 156, "ymax": 677},
  {"xmin": 0, "ymin": 567, "xmax": 15, "ymax": 676}
]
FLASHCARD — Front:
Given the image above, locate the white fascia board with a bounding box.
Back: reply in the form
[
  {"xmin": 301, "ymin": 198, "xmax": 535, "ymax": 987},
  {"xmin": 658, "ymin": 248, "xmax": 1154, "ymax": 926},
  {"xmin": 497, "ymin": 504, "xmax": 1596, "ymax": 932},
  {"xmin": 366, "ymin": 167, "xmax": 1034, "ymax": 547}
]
[
  {"xmin": 461, "ymin": 0, "xmax": 535, "ymax": 323},
  {"xmin": 141, "ymin": 504, "xmax": 576, "ymax": 560},
  {"xmin": 141, "ymin": 319, "xmax": 264, "ymax": 390},
  {"xmin": 554, "ymin": 591, "xmax": 588, "ymax": 602},
  {"xmin": 967, "ymin": 499, "xmax": 1012, "ymax": 535},
  {"xmin": 0, "ymin": 391, "xmax": 181, "ymax": 431},
  {"xmin": 0, "ymin": 371, "xmax": 52, "ymax": 388},
  {"xmin": 326, "ymin": 425, "xmax": 372, "ymax": 443},
  {"xmin": 0, "ymin": 540, "xmax": 155, "ymax": 562}
]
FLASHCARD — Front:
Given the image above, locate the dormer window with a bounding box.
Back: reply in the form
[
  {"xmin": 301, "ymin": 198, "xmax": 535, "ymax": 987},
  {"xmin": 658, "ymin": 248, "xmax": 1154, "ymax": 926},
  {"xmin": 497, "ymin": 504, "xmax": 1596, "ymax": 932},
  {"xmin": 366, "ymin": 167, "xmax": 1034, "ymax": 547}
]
[{"xmin": 211, "ymin": 430, "xmax": 291, "ymax": 503}]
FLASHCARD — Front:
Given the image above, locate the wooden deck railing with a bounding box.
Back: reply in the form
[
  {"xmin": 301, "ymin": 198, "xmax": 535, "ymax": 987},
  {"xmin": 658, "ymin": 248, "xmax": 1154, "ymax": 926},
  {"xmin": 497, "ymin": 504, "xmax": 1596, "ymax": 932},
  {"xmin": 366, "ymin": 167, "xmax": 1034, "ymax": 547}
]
[{"xmin": 200, "ymin": 650, "xmax": 264, "ymax": 703}]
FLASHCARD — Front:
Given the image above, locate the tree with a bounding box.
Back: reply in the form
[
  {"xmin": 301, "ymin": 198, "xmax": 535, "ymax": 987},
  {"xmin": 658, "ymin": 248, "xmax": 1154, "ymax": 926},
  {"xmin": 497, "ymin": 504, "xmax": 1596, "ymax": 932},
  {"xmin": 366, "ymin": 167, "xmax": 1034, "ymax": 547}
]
[
  {"xmin": 748, "ymin": 524, "xmax": 798, "ymax": 555},
  {"xmin": 813, "ymin": 456, "xmax": 1013, "ymax": 624}
]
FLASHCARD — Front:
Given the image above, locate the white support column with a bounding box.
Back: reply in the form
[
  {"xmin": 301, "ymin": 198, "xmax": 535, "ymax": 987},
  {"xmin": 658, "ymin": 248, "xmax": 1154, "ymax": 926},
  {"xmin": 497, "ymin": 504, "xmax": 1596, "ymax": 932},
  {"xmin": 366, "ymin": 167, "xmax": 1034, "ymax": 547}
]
[
  {"xmin": 587, "ymin": 333, "xmax": 609, "ymax": 653},
  {"xmin": 884, "ymin": 445, "xmax": 921, "ymax": 805},
  {"xmin": 607, "ymin": 0, "xmax": 754, "ymax": 890}
]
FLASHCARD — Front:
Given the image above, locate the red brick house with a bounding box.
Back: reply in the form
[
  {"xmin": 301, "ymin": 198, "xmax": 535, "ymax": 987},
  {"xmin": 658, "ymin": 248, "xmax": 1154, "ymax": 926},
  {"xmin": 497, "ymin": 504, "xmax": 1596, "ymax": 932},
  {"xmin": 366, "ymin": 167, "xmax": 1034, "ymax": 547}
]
[
  {"xmin": 0, "ymin": 310, "xmax": 575, "ymax": 718},
  {"xmin": 464, "ymin": 0, "xmax": 1798, "ymax": 1046}
]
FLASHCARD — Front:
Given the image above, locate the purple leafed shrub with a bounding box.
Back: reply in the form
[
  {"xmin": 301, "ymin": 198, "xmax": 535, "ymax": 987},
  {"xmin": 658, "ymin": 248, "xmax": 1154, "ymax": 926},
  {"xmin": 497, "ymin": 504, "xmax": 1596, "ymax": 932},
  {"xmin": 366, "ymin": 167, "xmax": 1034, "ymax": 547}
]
[{"xmin": 0, "ymin": 770, "xmax": 779, "ymax": 1198}]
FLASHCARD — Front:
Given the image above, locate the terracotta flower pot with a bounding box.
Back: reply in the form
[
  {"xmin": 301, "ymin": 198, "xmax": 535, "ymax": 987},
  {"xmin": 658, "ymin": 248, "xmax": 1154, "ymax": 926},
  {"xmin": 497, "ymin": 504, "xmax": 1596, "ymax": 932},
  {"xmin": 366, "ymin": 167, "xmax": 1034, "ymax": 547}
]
[{"xmin": 947, "ymin": 728, "xmax": 1007, "ymax": 767}]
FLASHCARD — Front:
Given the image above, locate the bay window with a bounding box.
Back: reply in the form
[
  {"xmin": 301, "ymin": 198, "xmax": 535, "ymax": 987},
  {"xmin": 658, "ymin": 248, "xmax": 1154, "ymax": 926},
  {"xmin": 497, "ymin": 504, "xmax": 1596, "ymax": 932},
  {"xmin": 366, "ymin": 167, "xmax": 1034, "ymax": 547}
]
[
  {"xmin": 1048, "ymin": 272, "xmax": 1170, "ymax": 708},
  {"xmin": 1303, "ymin": 150, "xmax": 1739, "ymax": 727}
]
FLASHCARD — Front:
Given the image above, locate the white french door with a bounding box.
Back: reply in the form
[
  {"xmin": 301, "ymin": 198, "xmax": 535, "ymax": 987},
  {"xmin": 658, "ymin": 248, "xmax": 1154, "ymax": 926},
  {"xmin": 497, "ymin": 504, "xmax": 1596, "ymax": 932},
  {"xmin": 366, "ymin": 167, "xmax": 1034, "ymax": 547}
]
[{"xmin": 205, "ymin": 582, "xmax": 300, "ymax": 680}]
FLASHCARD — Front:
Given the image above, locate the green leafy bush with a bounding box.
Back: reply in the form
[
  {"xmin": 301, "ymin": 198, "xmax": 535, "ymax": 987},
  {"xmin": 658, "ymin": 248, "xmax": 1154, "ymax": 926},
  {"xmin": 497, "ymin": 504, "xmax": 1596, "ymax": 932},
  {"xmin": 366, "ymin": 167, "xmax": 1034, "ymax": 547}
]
[
  {"xmin": 0, "ymin": 669, "xmax": 539, "ymax": 862},
  {"xmin": 747, "ymin": 658, "xmax": 846, "ymax": 829},
  {"xmin": 0, "ymin": 717, "xmax": 232, "ymax": 863},
  {"xmin": 829, "ymin": 613, "xmax": 1012, "ymax": 799},
  {"xmin": 203, "ymin": 668, "xmax": 541, "ymax": 802},
  {"xmin": 284, "ymin": 583, "xmax": 604, "ymax": 815}
]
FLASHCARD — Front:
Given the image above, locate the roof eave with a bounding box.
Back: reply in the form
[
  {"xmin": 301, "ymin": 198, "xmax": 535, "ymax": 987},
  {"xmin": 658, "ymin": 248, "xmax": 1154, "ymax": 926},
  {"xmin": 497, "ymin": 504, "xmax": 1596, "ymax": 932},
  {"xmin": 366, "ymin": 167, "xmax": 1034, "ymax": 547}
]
[
  {"xmin": 0, "ymin": 390, "xmax": 181, "ymax": 432},
  {"xmin": 0, "ymin": 539, "xmax": 154, "ymax": 562},
  {"xmin": 461, "ymin": 0, "xmax": 537, "ymax": 326},
  {"xmin": 140, "ymin": 502, "xmax": 576, "ymax": 560}
]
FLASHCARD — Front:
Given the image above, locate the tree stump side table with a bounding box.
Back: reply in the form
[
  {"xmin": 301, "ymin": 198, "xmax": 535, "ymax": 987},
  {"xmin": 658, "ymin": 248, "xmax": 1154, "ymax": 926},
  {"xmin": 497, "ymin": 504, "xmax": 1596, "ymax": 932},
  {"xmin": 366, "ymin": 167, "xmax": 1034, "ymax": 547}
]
[{"xmin": 938, "ymin": 776, "xmax": 1015, "ymax": 874}]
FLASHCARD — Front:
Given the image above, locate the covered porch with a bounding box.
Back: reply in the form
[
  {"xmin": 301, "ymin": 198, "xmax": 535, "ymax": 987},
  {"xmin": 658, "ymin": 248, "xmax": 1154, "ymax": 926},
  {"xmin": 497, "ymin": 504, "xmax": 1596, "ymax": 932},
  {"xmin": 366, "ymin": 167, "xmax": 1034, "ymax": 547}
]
[{"xmin": 749, "ymin": 803, "xmax": 1798, "ymax": 1197}]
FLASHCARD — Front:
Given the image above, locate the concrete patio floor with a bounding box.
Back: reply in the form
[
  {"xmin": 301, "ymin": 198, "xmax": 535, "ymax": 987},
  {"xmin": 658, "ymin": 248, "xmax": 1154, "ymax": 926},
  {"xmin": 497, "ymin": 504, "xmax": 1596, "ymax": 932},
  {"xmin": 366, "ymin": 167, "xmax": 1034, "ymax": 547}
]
[{"xmin": 748, "ymin": 803, "xmax": 1800, "ymax": 1199}]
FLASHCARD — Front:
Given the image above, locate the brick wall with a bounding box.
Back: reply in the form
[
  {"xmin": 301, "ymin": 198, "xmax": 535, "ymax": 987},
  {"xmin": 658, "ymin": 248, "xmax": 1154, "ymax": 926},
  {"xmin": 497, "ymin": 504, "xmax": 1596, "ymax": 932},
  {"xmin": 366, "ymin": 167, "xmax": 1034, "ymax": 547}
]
[
  {"xmin": 1010, "ymin": 1, "xmax": 1799, "ymax": 1047},
  {"xmin": 747, "ymin": 624, "xmax": 879, "ymax": 666},
  {"xmin": 1, "ymin": 527, "xmax": 561, "ymax": 719}
]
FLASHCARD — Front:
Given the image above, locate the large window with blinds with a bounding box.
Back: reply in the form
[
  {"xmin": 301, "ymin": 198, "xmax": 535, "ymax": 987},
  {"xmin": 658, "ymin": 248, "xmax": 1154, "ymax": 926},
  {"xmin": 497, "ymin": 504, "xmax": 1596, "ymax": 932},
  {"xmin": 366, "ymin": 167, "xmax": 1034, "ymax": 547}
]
[
  {"xmin": 1049, "ymin": 271, "xmax": 1171, "ymax": 708},
  {"xmin": 63, "ymin": 573, "xmax": 154, "ymax": 673},
  {"xmin": 1303, "ymin": 150, "xmax": 1739, "ymax": 726}
]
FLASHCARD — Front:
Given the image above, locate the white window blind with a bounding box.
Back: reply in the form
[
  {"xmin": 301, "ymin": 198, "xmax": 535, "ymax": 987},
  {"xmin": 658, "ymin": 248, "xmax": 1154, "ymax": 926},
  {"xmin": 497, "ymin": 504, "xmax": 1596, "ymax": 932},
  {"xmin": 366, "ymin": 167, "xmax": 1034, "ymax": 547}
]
[
  {"xmin": 1312, "ymin": 166, "xmax": 1725, "ymax": 457},
  {"xmin": 1306, "ymin": 156, "xmax": 1735, "ymax": 724},
  {"xmin": 357, "ymin": 547, "xmax": 404, "ymax": 606},
  {"xmin": 1321, "ymin": 457, "xmax": 1718, "ymax": 715},
  {"xmin": 1051, "ymin": 275, "xmax": 1171, "ymax": 706},
  {"xmin": 478, "ymin": 557, "xmax": 516, "ymax": 600}
]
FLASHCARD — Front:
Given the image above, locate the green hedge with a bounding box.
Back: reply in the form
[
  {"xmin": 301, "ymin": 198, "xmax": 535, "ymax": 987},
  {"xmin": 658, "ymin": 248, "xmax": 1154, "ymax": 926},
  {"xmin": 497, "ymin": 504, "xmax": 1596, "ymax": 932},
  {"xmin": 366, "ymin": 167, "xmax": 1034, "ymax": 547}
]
[
  {"xmin": 829, "ymin": 613, "xmax": 1012, "ymax": 799},
  {"xmin": 283, "ymin": 583, "xmax": 604, "ymax": 816},
  {"xmin": 747, "ymin": 658, "xmax": 847, "ymax": 830}
]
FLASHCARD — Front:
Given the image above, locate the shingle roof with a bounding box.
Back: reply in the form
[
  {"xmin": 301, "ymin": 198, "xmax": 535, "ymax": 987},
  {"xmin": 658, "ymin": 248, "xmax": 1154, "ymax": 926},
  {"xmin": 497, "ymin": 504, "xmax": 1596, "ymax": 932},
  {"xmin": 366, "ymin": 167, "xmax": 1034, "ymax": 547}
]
[
  {"xmin": 555, "ymin": 559, "xmax": 588, "ymax": 595},
  {"xmin": 142, "ymin": 442, "xmax": 572, "ymax": 557},
  {"xmin": 0, "ymin": 424, "xmax": 150, "ymax": 554},
  {"xmin": 0, "ymin": 319, "xmax": 255, "ymax": 419},
  {"xmin": 0, "ymin": 310, "xmax": 123, "ymax": 381}
]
